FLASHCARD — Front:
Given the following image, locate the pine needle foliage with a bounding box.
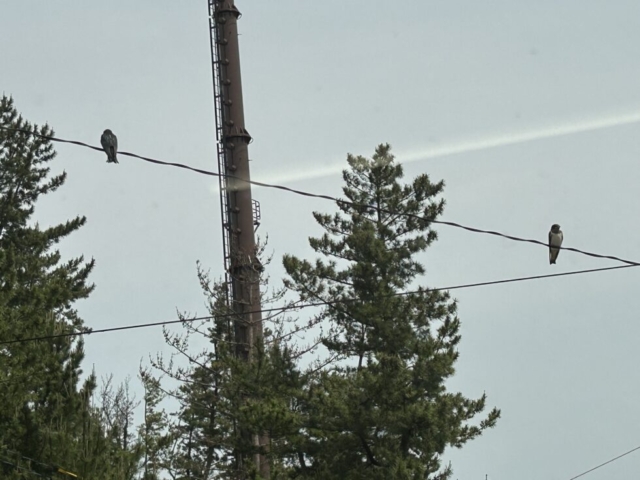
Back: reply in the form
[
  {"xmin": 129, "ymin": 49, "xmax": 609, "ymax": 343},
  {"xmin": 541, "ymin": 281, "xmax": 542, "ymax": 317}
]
[{"xmin": 282, "ymin": 144, "xmax": 500, "ymax": 480}]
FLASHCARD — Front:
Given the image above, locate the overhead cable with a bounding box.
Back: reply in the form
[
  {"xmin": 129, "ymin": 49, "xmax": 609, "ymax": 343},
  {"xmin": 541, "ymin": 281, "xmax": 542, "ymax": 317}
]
[
  {"xmin": 0, "ymin": 263, "xmax": 636, "ymax": 347},
  {"xmin": 1, "ymin": 125, "xmax": 636, "ymax": 266},
  {"xmin": 568, "ymin": 444, "xmax": 640, "ymax": 480}
]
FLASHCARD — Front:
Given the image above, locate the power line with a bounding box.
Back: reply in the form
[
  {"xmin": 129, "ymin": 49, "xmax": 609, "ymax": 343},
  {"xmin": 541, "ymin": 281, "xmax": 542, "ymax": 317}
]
[
  {"xmin": 568, "ymin": 444, "xmax": 640, "ymax": 480},
  {"xmin": 1, "ymin": 125, "xmax": 637, "ymax": 267},
  {"xmin": 0, "ymin": 263, "xmax": 636, "ymax": 347}
]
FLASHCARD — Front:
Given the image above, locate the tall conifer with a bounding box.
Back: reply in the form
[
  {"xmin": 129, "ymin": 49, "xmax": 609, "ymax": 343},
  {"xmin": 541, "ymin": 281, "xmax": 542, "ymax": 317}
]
[
  {"xmin": 0, "ymin": 96, "xmax": 139, "ymax": 478},
  {"xmin": 283, "ymin": 144, "xmax": 500, "ymax": 479}
]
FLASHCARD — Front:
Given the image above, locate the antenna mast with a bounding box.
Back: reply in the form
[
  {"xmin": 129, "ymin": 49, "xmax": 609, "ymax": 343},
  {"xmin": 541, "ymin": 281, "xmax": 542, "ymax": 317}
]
[{"xmin": 208, "ymin": 0, "xmax": 268, "ymax": 476}]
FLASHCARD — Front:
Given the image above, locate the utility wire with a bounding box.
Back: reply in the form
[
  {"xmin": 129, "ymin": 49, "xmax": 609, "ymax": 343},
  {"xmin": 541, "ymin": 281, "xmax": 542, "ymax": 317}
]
[
  {"xmin": 1, "ymin": 125, "xmax": 637, "ymax": 266},
  {"xmin": 0, "ymin": 263, "xmax": 636, "ymax": 347},
  {"xmin": 568, "ymin": 444, "xmax": 640, "ymax": 480}
]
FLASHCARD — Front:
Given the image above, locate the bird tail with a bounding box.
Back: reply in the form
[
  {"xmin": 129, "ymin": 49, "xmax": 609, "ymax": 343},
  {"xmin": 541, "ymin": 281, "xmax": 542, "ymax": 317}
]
[
  {"xmin": 549, "ymin": 249, "xmax": 558, "ymax": 264},
  {"xmin": 108, "ymin": 147, "xmax": 118, "ymax": 164}
]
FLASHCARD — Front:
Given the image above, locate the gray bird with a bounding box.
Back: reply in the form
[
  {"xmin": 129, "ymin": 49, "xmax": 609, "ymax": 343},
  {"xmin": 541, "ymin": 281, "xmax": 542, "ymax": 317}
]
[
  {"xmin": 548, "ymin": 224, "xmax": 563, "ymax": 264},
  {"xmin": 100, "ymin": 129, "xmax": 118, "ymax": 164}
]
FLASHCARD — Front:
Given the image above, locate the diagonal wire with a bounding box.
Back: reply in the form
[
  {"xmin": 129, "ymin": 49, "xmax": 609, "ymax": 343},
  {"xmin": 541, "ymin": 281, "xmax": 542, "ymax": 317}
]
[
  {"xmin": 0, "ymin": 263, "xmax": 636, "ymax": 347},
  {"xmin": 0, "ymin": 125, "xmax": 637, "ymax": 266},
  {"xmin": 568, "ymin": 444, "xmax": 640, "ymax": 480}
]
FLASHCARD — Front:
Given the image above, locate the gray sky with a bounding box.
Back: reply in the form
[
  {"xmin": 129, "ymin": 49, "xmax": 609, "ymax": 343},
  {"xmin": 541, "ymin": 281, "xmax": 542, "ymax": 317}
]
[{"xmin": 3, "ymin": 1, "xmax": 640, "ymax": 479}]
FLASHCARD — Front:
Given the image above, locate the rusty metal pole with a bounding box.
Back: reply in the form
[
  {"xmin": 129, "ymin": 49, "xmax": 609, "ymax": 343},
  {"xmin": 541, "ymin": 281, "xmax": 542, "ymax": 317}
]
[{"xmin": 209, "ymin": 1, "xmax": 269, "ymax": 477}]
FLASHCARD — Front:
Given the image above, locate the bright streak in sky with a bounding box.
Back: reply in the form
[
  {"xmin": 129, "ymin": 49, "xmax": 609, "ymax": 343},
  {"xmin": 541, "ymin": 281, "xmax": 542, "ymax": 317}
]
[{"xmin": 253, "ymin": 109, "xmax": 640, "ymax": 186}]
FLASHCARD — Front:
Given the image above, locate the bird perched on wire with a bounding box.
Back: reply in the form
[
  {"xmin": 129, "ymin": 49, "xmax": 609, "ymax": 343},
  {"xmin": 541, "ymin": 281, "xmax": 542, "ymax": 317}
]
[
  {"xmin": 100, "ymin": 129, "xmax": 118, "ymax": 164},
  {"xmin": 548, "ymin": 224, "xmax": 563, "ymax": 264}
]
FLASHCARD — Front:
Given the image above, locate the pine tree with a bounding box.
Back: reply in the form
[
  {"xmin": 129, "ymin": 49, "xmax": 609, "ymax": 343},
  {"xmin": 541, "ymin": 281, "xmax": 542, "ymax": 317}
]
[
  {"xmin": 139, "ymin": 366, "xmax": 170, "ymax": 480},
  {"xmin": 0, "ymin": 95, "xmax": 140, "ymax": 479},
  {"xmin": 0, "ymin": 94, "xmax": 94, "ymax": 465},
  {"xmin": 283, "ymin": 144, "xmax": 500, "ymax": 479},
  {"xmin": 151, "ymin": 255, "xmax": 310, "ymax": 480}
]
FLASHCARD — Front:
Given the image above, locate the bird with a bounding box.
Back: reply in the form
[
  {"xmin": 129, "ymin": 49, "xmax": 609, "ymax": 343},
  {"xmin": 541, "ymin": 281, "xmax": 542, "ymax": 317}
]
[
  {"xmin": 100, "ymin": 129, "xmax": 118, "ymax": 164},
  {"xmin": 548, "ymin": 224, "xmax": 563, "ymax": 264}
]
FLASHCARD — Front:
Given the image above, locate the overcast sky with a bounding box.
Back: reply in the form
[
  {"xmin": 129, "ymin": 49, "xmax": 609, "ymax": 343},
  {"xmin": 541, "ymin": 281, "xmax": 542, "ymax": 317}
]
[{"xmin": 2, "ymin": 1, "xmax": 640, "ymax": 479}]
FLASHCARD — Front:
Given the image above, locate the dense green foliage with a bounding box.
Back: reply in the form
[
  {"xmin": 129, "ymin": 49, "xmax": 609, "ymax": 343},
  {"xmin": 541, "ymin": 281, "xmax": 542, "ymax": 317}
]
[
  {"xmin": 0, "ymin": 96, "xmax": 140, "ymax": 479},
  {"xmin": 281, "ymin": 144, "xmax": 500, "ymax": 479},
  {"xmin": 148, "ymin": 258, "xmax": 307, "ymax": 480}
]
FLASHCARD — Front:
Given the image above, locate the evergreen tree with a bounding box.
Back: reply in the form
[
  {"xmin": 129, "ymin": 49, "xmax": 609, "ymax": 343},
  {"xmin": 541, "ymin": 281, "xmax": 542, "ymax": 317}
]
[
  {"xmin": 139, "ymin": 366, "xmax": 170, "ymax": 480},
  {"xmin": 0, "ymin": 95, "xmax": 140, "ymax": 479},
  {"xmin": 283, "ymin": 144, "xmax": 500, "ymax": 479},
  {"xmin": 152, "ymin": 255, "xmax": 310, "ymax": 480},
  {"xmin": 0, "ymin": 94, "xmax": 94, "ymax": 468},
  {"xmin": 95, "ymin": 375, "xmax": 142, "ymax": 478}
]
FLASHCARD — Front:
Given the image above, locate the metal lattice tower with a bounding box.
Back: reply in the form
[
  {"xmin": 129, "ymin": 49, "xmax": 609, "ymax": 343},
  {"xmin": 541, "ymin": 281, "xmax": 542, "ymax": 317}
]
[{"xmin": 209, "ymin": 6, "xmax": 233, "ymax": 302}]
